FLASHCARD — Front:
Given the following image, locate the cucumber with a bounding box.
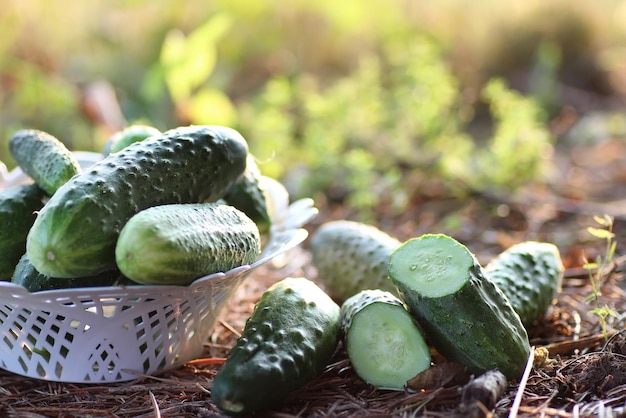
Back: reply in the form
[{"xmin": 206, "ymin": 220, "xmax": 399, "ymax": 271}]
[
  {"xmin": 340, "ymin": 289, "xmax": 431, "ymax": 390},
  {"xmin": 212, "ymin": 277, "xmax": 341, "ymax": 416},
  {"xmin": 222, "ymin": 155, "xmax": 272, "ymax": 235},
  {"xmin": 388, "ymin": 234, "xmax": 531, "ymax": 379},
  {"xmin": 0, "ymin": 184, "xmax": 48, "ymax": 280},
  {"xmin": 102, "ymin": 124, "xmax": 161, "ymax": 156},
  {"xmin": 26, "ymin": 125, "xmax": 249, "ymax": 278},
  {"xmin": 485, "ymin": 241, "xmax": 564, "ymax": 327},
  {"xmin": 9, "ymin": 129, "xmax": 82, "ymax": 195},
  {"xmin": 11, "ymin": 253, "xmax": 120, "ymax": 292},
  {"xmin": 310, "ymin": 220, "xmax": 401, "ymax": 302},
  {"xmin": 115, "ymin": 203, "xmax": 261, "ymax": 285}
]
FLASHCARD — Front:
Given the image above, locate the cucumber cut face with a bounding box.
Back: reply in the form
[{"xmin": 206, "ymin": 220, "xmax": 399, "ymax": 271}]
[
  {"xmin": 388, "ymin": 234, "xmax": 531, "ymax": 379},
  {"xmin": 388, "ymin": 235, "xmax": 473, "ymax": 298},
  {"xmin": 343, "ymin": 293, "xmax": 431, "ymax": 390}
]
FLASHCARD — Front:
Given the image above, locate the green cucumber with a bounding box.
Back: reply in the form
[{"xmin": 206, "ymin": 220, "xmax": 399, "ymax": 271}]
[
  {"xmin": 388, "ymin": 234, "xmax": 531, "ymax": 379},
  {"xmin": 9, "ymin": 129, "xmax": 81, "ymax": 195},
  {"xmin": 27, "ymin": 125, "xmax": 249, "ymax": 278},
  {"xmin": 11, "ymin": 253, "xmax": 120, "ymax": 292},
  {"xmin": 485, "ymin": 241, "xmax": 564, "ymax": 327},
  {"xmin": 102, "ymin": 124, "xmax": 161, "ymax": 156},
  {"xmin": 0, "ymin": 184, "xmax": 48, "ymax": 280},
  {"xmin": 310, "ymin": 220, "xmax": 401, "ymax": 302},
  {"xmin": 115, "ymin": 203, "xmax": 261, "ymax": 285},
  {"xmin": 212, "ymin": 277, "xmax": 341, "ymax": 416},
  {"xmin": 222, "ymin": 155, "xmax": 272, "ymax": 235},
  {"xmin": 340, "ymin": 289, "xmax": 431, "ymax": 390}
]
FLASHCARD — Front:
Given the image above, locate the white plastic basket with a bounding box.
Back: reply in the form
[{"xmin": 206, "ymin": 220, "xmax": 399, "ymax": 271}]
[{"xmin": 0, "ymin": 152, "xmax": 317, "ymax": 383}]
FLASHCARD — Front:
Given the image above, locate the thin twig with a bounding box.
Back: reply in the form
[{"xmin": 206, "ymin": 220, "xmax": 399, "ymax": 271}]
[
  {"xmin": 148, "ymin": 390, "xmax": 161, "ymax": 418},
  {"xmin": 509, "ymin": 346, "xmax": 536, "ymax": 418}
]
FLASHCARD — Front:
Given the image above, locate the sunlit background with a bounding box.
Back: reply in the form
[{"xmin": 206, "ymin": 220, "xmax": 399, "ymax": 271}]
[{"xmin": 3, "ymin": 0, "xmax": 626, "ymax": 217}]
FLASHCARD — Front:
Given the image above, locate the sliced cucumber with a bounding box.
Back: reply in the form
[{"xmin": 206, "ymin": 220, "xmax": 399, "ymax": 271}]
[
  {"xmin": 388, "ymin": 234, "xmax": 531, "ymax": 379},
  {"xmin": 341, "ymin": 289, "xmax": 431, "ymax": 390}
]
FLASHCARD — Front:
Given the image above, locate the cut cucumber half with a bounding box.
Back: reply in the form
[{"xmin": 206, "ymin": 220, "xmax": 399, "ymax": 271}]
[
  {"xmin": 341, "ymin": 289, "xmax": 431, "ymax": 390},
  {"xmin": 388, "ymin": 234, "xmax": 530, "ymax": 379}
]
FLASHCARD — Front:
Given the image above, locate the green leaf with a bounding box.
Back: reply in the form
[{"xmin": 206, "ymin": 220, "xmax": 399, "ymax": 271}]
[
  {"xmin": 187, "ymin": 88, "xmax": 237, "ymax": 126},
  {"xmin": 159, "ymin": 13, "xmax": 232, "ymax": 104},
  {"xmin": 587, "ymin": 226, "xmax": 614, "ymax": 240},
  {"xmin": 593, "ymin": 214, "xmax": 613, "ymax": 227}
]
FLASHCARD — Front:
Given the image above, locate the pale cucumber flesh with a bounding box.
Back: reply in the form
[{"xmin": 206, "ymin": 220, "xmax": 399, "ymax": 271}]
[
  {"xmin": 388, "ymin": 234, "xmax": 474, "ymax": 298},
  {"xmin": 346, "ymin": 302, "xmax": 431, "ymax": 390}
]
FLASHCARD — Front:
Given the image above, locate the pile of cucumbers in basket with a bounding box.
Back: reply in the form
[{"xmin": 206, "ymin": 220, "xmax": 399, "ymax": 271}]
[{"xmin": 0, "ymin": 125, "xmax": 278, "ymax": 292}]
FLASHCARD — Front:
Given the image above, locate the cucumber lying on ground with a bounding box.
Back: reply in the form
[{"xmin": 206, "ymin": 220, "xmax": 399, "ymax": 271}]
[
  {"xmin": 310, "ymin": 220, "xmax": 401, "ymax": 302},
  {"xmin": 27, "ymin": 125, "xmax": 249, "ymax": 278},
  {"xmin": 102, "ymin": 124, "xmax": 161, "ymax": 156},
  {"xmin": 222, "ymin": 155, "xmax": 272, "ymax": 235},
  {"xmin": 9, "ymin": 129, "xmax": 82, "ymax": 195},
  {"xmin": 212, "ymin": 277, "xmax": 341, "ymax": 416},
  {"xmin": 485, "ymin": 241, "xmax": 564, "ymax": 327},
  {"xmin": 12, "ymin": 253, "xmax": 120, "ymax": 292},
  {"xmin": 0, "ymin": 184, "xmax": 48, "ymax": 280},
  {"xmin": 341, "ymin": 289, "xmax": 431, "ymax": 390},
  {"xmin": 115, "ymin": 203, "xmax": 261, "ymax": 285},
  {"xmin": 388, "ymin": 234, "xmax": 531, "ymax": 380}
]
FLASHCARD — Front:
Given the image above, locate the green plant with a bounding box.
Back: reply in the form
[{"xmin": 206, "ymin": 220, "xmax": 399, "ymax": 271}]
[
  {"xmin": 238, "ymin": 36, "xmax": 554, "ymax": 217},
  {"xmin": 142, "ymin": 13, "xmax": 236, "ymax": 127},
  {"xmin": 583, "ymin": 215, "xmax": 618, "ymax": 339}
]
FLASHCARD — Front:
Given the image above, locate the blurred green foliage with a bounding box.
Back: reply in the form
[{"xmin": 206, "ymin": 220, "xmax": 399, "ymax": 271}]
[{"xmin": 1, "ymin": 0, "xmax": 624, "ymax": 215}]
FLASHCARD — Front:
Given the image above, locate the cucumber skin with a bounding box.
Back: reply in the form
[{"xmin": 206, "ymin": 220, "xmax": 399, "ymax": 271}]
[
  {"xmin": 485, "ymin": 241, "xmax": 564, "ymax": 327},
  {"xmin": 389, "ymin": 235, "xmax": 531, "ymax": 380},
  {"xmin": 115, "ymin": 203, "xmax": 261, "ymax": 285},
  {"xmin": 0, "ymin": 184, "xmax": 48, "ymax": 280},
  {"xmin": 212, "ymin": 277, "xmax": 341, "ymax": 416},
  {"xmin": 222, "ymin": 156, "xmax": 272, "ymax": 235},
  {"xmin": 340, "ymin": 289, "xmax": 431, "ymax": 390},
  {"xmin": 27, "ymin": 125, "xmax": 249, "ymax": 278},
  {"xmin": 310, "ymin": 220, "xmax": 401, "ymax": 302},
  {"xmin": 102, "ymin": 125, "xmax": 161, "ymax": 156},
  {"xmin": 11, "ymin": 253, "xmax": 119, "ymax": 292},
  {"xmin": 9, "ymin": 129, "xmax": 81, "ymax": 195}
]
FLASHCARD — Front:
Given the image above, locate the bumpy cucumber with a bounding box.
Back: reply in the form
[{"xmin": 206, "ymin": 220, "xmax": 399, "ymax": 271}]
[
  {"xmin": 9, "ymin": 129, "xmax": 81, "ymax": 195},
  {"xmin": 115, "ymin": 203, "xmax": 261, "ymax": 285},
  {"xmin": 212, "ymin": 277, "xmax": 341, "ymax": 415},
  {"xmin": 0, "ymin": 184, "xmax": 48, "ymax": 280},
  {"xmin": 485, "ymin": 241, "xmax": 564, "ymax": 326},
  {"xmin": 27, "ymin": 125, "xmax": 248, "ymax": 278},
  {"xmin": 222, "ymin": 155, "xmax": 272, "ymax": 235},
  {"xmin": 11, "ymin": 253, "xmax": 119, "ymax": 292},
  {"xmin": 341, "ymin": 289, "xmax": 431, "ymax": 390},
  {"xmin": 310, "ymin": 220, "xmax": 401, "ymax": 302},
  {"xmin": 102, "ymin": 124, "xmax": 161, "ymax": 156},
  {"xmin": 388, "ymin": 234, "xmax": 530, "ymax": 379}
]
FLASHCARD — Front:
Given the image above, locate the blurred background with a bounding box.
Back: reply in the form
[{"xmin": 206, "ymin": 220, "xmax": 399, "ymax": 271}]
[{"xmin": 2, "ymin": 0, "xmax": 626, "ymax": 225}]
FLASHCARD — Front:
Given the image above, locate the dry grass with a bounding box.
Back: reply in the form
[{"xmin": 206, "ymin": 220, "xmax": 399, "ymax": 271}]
[{"xmin": 1, "ymin": 238, "xmax": 625, "ymax": 418}]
